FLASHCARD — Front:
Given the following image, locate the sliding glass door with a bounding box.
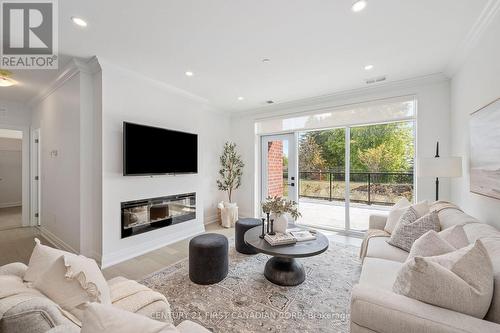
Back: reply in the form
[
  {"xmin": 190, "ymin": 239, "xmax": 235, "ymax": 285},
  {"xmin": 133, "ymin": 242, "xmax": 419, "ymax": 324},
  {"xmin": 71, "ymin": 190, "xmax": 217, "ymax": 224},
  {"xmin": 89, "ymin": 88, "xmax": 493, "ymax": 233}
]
[{"xmin": 257, "ymin": 98, "xmax": 416, "ymax": 233}]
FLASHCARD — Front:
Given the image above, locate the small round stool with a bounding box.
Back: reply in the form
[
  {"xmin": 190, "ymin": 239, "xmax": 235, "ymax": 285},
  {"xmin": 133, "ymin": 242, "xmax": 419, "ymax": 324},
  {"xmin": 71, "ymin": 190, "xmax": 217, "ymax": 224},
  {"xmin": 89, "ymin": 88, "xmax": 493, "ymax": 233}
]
[
  {"xmin": 235, "ymin": 218, "xmax": 261, "ymax": 254},
  {"xmin": 189, "ymin": 233, "xmax": 228, "ymax": 285}
]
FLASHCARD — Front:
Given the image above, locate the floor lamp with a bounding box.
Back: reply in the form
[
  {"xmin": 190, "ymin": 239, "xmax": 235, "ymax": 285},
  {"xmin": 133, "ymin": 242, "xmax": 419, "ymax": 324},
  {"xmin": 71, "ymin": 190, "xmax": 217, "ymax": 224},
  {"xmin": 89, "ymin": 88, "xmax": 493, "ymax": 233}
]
[{"xmin": 418, "ymin": 142, "xmax": 462, "ymax": 201}]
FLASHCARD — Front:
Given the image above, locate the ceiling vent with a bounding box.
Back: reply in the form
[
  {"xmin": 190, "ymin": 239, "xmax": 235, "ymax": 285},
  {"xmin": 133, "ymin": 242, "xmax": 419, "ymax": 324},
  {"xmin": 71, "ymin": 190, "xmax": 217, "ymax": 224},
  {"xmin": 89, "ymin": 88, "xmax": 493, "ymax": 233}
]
[
  {"xmin": 366, "ymin": 76, "xmax": 386, "ymax": 84},
  {"xmin": 0, "ymin": 107, "xmax": 7, "ymax": 118}
]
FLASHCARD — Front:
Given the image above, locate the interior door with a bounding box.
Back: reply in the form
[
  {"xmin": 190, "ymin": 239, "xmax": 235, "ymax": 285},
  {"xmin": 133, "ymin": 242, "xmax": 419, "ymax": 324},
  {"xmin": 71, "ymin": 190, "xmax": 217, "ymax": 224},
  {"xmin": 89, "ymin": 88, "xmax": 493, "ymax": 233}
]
[{"xmin": 261, "ymin": 134, "xmax": 298, "ymax": 202}]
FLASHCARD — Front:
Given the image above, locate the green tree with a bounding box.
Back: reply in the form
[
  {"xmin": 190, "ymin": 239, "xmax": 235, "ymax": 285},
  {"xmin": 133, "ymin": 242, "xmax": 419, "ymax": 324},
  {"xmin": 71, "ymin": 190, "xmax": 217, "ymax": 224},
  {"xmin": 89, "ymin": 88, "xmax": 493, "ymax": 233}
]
[
  {"xmin": 351, "ymin": 123, "xmax": 413, "ymax": 172},
  {"xmin": 299, "ymin": 134, "xmax": 326, "ymax": 171},
  {"xmin": 300, "ymin": 122, "xmax": 414, "ymax": 173}
]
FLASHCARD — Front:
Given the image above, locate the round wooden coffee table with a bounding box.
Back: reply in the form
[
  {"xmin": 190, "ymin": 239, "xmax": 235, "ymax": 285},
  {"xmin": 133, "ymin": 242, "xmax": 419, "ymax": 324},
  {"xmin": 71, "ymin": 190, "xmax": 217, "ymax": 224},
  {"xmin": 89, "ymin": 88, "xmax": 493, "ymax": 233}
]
[{"xmin": 244, "ymin": 226, "xmax": 329, "ymax": 286}]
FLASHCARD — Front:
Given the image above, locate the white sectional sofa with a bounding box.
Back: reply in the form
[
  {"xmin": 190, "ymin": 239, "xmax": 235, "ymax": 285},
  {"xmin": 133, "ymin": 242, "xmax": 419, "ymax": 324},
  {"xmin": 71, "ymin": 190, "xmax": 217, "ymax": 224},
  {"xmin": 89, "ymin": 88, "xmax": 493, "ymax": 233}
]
[
  {"xmin": 351, "ymin": 204, "xmax": 500, "ymax": 333},
  {"xmin": 0, "ymin": 258, "xmax": 209, "ymax": 333}
]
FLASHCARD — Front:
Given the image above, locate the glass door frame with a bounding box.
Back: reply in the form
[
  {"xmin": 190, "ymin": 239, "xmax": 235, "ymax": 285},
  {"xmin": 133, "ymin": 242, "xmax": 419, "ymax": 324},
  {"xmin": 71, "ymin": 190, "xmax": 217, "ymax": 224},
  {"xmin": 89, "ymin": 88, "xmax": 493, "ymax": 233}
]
[{"xmin": 260, "ymin": 133, "xmax": 299, "ymax": 204}]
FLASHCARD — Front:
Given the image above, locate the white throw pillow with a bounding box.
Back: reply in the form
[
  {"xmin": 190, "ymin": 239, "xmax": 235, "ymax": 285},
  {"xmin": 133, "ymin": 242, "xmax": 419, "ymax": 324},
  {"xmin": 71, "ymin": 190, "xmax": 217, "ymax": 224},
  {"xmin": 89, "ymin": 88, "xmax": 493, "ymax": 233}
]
[
  {"xmin": 24, "ymin": 238, "xmax": 75, "ymax": 282},
  {"xmin": 81, "ymin": 303, "xmax": 178, "ymax": 333},
  {"xmin": 407, "ymin": 230, "xmax": 456, "ymax": 261},
  {"xmin": 34, "ymin": 255, "xmax": 111, "ymax": 321},
  {"xmin": 394, "ymin": 239, "xmax": 494, "ymax": 319},
  {"xmin": 439, "ymin": 225, "xmax": 469, "ymax": 249},
  {"xmin": 384, "ymin": 198, "xmax": 411, "ymax": 233}
]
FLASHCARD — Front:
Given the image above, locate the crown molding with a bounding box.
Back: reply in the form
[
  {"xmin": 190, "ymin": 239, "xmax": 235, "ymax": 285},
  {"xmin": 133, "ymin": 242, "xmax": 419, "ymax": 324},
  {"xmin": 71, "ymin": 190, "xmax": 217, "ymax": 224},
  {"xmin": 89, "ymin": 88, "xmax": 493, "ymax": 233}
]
[
  {"xmin": 27, "ymin": 57, "xmax": 102, "ymax": 108},
  {"xmin": 230, "ymin": 72, "xmax": 449, "ymax": 119},
  {"xmin": 445, "ymin": 0, "xmax": 500, "ymax": 77}
]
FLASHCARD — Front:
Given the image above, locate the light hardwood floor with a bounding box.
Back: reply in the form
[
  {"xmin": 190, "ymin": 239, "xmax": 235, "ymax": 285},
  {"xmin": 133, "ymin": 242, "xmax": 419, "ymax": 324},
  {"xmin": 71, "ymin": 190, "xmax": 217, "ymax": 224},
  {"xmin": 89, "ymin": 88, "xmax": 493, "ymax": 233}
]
[
  {"xmin": 102, "ymin": 223, "xmax": 362, "ymax": 281},
  {"xmin": 0, "ymin": 223, "xmax": 362, "ymax": 282},
  {"xmin": 0, "ymin": 206, "xmax": 22, "ymax": 230},
  {"xmin": 0, "ymin": 227, "xmax": 48, "ymax": 266}
]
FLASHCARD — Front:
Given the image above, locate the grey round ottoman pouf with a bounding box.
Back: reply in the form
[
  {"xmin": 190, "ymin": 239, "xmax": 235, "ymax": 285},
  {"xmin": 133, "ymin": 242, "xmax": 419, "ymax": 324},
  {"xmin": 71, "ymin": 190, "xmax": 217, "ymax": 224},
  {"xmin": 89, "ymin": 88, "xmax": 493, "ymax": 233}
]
[
  {"xmin": 189, "ymin": 233, "xmax": 228, "ymax": 285},
  {"xmin": 235, "ymin": 218, "xmax": 261, "ymax": 254}
]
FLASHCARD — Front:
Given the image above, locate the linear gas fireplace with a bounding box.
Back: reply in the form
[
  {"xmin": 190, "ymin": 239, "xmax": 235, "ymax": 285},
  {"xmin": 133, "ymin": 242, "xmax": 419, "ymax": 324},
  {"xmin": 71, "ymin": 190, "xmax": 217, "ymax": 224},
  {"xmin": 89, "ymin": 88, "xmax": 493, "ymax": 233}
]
[{"xmin": 121, "ymin": 192, "xmax": 196, "ymax": 238}]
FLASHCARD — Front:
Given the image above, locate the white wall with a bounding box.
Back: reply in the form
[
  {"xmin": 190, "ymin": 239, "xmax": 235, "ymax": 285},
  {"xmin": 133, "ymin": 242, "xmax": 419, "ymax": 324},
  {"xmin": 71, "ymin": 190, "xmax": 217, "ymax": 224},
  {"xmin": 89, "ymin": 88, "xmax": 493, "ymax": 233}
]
[
  {"xmin": 100, "ymin": 62, "xmax": 229, "ymax": 268},
  {"xmin": 230, "ymin": 75, "xmax": 451, "ymax": 218},
  {"xmin": 450, "ymin": 13, "xmax": 500, "ymax": 228},
  {"xmin": 0, "ymin": 138, "xmax": 22, "ymax": 208},
  {"xmin": 0, "ymin": 101, "xmax": 31, "ymax": 225},
  {"xmin": 31, "ymin": 74, "xmax": 82, "ymax": 252}
]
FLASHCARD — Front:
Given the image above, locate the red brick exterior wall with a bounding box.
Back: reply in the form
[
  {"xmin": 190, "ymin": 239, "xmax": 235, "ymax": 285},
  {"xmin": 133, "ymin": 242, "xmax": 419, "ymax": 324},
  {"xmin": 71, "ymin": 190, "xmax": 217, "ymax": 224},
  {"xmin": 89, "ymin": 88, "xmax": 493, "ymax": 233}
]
[{"xmin": 267, "ymin": 141, "xmax": 284, "ymax": 197}]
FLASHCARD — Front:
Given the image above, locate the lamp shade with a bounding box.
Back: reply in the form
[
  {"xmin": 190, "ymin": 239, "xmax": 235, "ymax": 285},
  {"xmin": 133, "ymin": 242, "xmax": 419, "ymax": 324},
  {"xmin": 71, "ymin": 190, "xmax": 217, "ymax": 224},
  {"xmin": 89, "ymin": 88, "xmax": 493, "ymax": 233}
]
[{"xmin": 418, "ymin": 157, "xmax": 462, "ymax": 178}]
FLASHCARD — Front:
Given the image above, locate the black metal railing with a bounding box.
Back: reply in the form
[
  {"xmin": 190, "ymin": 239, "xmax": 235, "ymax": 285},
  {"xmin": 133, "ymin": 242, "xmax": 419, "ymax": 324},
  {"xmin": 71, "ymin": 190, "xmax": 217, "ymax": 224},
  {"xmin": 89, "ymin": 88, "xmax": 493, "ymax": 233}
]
[{"xmin": 296, "ymin": 171, "xmax": 414, "ymax": 206}]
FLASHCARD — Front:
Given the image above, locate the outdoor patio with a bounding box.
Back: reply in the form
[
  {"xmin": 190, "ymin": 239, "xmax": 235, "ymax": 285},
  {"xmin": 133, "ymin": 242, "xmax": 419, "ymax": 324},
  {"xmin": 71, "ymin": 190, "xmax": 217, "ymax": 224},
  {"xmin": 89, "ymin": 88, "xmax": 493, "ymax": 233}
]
[{"xmin": 297, "ymin": 197, "xmax": 390, "ymax": 232}]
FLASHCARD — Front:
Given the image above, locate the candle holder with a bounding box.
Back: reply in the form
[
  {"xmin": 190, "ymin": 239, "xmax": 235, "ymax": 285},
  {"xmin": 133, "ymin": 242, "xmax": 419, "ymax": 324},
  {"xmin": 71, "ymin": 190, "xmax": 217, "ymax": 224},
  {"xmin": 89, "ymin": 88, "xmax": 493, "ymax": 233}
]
[
  {"xmin": 269, "ymin": 219, "xmax": 276, "ymax": 235},
  {"xmin": 260, "ymin": 218, "xmax": 266, "ymax": 239},
  {"xmin": 266, "ymin": 213, "xmax": 270, "ymax": 233}
]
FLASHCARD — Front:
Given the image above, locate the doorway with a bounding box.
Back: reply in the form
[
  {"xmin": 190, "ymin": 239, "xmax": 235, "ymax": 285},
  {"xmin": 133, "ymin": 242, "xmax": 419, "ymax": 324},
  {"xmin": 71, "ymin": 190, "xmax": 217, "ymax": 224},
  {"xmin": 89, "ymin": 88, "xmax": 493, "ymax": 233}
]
[
  {"xmin": 261, "ymin": 134, "xmax": 298, "ymax": 202},
  {"xmin": 0, "ymin": 129, "xmax": 23, "ymax": 230}
]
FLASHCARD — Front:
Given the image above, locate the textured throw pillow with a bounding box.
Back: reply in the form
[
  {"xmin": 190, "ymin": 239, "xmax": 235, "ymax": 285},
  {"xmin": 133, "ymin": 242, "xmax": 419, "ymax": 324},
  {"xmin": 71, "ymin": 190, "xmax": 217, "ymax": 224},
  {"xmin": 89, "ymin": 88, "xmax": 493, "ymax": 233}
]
[
  {"xmin": 34, "ymin": 255, "xmax": 111, "ymax": 321},
  {"xmin": 24, "ymin": 238, "xmax": 75, "ymax": 282},
  {"xmin": 393, "ymin": 239, "xmax": 494, "ymax": 319},
  {"xmin": 387, "ymin": 210, "xmax": 440, "ymax": 252},
  {"xmin": 384, "ymin": 198, "xmax": 411, "ymax": 233},
  {"xmin": 81, "ymin": 303, "xmax": 178, "ymax": 333},
  {"xmin": 439, "ymin": 225, "xmax": 469, "ymax": 249},
  {"xmin": 385, "ymin": 200, "xmax": 429, "ymax": 234},
  {"xmin": 407, "ymin": 230, "xmax": 456, "ymax": 261}
]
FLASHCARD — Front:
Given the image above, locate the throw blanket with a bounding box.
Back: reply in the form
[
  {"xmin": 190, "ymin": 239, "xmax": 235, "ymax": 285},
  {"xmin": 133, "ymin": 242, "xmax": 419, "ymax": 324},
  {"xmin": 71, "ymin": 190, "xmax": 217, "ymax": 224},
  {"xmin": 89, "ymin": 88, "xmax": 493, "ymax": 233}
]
[
  {"xmin": 430, "ymin": 200, "xmax": 464, "ymax": 213},
  {"xmin": 0, "ymin": 275, "xmax": 81, "ymax": 326},
  {"xmin": 0, "ymin": 276, "xmax": 42, "ymax": 320},
  {"xmin": 359, "ymin": 229, "xmax": 390, "ymax": 261},
  {"xmin": 108, "ymin": 276, "xmax": 169, "ymax": 317}
]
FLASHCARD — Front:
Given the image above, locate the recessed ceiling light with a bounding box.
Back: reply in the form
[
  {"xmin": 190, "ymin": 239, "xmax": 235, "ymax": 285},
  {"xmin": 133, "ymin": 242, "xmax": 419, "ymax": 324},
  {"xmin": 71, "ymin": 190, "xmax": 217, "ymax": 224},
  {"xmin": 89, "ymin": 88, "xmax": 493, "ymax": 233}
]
[
  {"xmin": 266, "ymin": 100, "xmax": 275, "ymax": 104},
  {"xmin": 71, "ymin": 16, "xmax": 88, "ymax": 27},
  {"xmin": 185, "ymin": 71, "xmax": 194, "ymax": 77},
  {"xmin": 262, "ymin": 58, "xmax": 271, "ymax": 63},
  {"xmin": 364, "ymin": 64, "xmax": 374, "ymax": 71},
  {"xmin": 237, "ymin": 96, "xmax": 244, "ymax": 101},
  {"xmin": 352, "ymin": 0, "xmax": 367, "ymax": 12}
]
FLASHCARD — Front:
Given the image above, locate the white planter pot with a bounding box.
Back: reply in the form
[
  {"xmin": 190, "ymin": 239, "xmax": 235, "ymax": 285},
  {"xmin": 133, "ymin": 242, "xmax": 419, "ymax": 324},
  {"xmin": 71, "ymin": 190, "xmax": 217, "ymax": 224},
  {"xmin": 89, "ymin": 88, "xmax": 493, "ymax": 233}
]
[
  {"xmin": 218, "ymin": 201, "xmax": 238, "ymax": 228},
  {"xmin": 272, "ymin": 214, "xmax": 288, "ymax": 233}
]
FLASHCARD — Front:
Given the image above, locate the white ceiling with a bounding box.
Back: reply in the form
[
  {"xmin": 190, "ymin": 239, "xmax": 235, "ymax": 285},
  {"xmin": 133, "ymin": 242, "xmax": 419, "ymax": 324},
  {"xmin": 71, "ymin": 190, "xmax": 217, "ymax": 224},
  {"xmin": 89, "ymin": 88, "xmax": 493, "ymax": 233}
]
[{"xmin": 0, "ymin": 0, "xmax": 490, "ymax": 112}]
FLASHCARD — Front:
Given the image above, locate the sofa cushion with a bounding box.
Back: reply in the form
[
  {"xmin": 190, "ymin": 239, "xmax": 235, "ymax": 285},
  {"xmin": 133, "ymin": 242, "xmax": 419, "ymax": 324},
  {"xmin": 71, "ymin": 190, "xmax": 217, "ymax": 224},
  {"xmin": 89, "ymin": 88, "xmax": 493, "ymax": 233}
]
[
  {"xmin": 359, "ymin": 257, "xmax": 403, "ymax": 291},
  {"xmin": 463, "ymin": 223, "xmax": 500, "ymax": 243},
  {"xmin": 81, "ymin": 303, "xmax": 178, "ymax": 333},
  {"xmin": 365, "ymin": 237, "xmax": 408, "ymax": 262},
  {"xmin": 393, "ymin": 239, "xmax": 494, "ymax": 319},
  {"xmin": 482, "ymin": 237, "xmax": 500, "ymax": 324},
  {"xmin": 437, "ymin": 208, "xmax": 479, "ymax": 229}
]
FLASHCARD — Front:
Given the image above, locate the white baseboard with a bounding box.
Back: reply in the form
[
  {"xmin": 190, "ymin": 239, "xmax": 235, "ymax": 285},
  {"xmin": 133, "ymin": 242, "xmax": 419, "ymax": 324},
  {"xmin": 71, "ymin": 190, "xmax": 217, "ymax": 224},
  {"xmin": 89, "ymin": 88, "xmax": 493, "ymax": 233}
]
[
  {"xmin": 0, "ymin": 201, "xmax": 22, "ymax": 209},
  {"xmin": 100, "ymin": 221, "xmax": 205, "ymax": 269},
  {"xmin": 37, "ymin": 226, "xmax": 78, "ymax": 254}
]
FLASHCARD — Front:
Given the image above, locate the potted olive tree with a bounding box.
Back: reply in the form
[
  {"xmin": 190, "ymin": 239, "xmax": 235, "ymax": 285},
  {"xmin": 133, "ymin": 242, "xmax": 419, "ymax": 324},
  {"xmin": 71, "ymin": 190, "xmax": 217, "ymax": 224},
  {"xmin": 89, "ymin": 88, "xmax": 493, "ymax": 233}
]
[{"xmin": 217, "ymin": 142, "xmax": 244, "ymax": 227}]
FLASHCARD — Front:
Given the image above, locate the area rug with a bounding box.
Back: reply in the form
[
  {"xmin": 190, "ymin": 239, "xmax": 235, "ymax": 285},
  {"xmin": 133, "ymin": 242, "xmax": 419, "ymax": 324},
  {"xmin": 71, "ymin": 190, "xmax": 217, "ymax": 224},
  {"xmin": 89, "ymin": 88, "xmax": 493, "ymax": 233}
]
[{"xmin": 141, "ymin": 240, "xmax": 361, "ymax": 333}]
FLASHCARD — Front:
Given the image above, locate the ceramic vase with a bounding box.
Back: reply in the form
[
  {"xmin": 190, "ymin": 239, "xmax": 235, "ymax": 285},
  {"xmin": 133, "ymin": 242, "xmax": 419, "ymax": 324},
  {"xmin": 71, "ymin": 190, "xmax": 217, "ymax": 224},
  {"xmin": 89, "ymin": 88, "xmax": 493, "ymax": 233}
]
[{"xmin": 272, "ymin": 213, "xmax": 288, "ymax": 233}]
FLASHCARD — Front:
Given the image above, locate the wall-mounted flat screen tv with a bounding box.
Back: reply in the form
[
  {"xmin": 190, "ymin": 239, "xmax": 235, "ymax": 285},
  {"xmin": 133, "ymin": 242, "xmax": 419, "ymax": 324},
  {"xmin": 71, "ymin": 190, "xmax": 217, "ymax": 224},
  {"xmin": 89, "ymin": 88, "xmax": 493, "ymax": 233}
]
[{"xmin": 123, "ymin": 122, "xmax": 198, "ymax": 175}]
